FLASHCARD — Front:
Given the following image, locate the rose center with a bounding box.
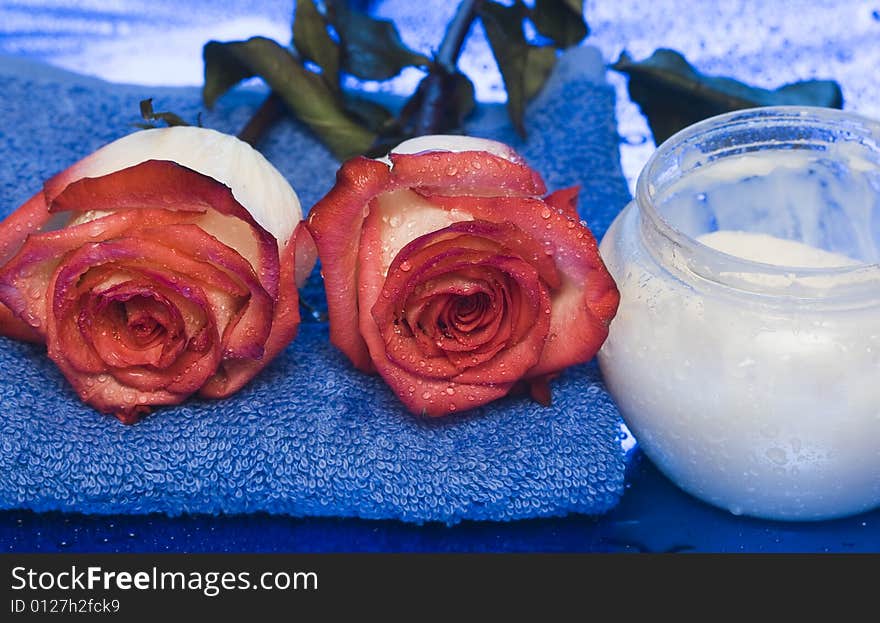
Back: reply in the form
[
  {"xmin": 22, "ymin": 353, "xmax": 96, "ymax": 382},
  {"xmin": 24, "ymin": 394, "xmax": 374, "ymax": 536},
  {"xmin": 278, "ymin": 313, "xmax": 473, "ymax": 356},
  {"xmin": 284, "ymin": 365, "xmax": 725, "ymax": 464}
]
[
  {"xmin": 127, "ymin": 312, "xmax": 161, "ymax": 341},
  {"xmin": 450, "ymin": 292, "xmax": 491, "ymax": 332},
  {"xmin": 115, "ymin": 296, "xmax": 168, "ymax": 345}
]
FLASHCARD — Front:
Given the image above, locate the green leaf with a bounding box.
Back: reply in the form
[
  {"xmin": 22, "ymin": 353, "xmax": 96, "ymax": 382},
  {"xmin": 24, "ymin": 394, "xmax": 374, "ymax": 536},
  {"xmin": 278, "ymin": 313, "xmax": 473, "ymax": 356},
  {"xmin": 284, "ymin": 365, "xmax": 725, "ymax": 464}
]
[
  {"xmin": 479, "ymin": 0, "xmax": 557, "ymax": 137},
  {"xmin": 523, "ymin": 45, "xmax": 557, "ymax": 101},
  {"xmin": 202, "ymin": 41, "xmax": 256, "ymax": 108},
  {"xmin": 341, "ymin": 92, "xmax": 395, "ymax": 134},
  {"xmin": 202, "ymin": 37, "xmax": 375, "ymax": 160},
  {"xmin": 292, "ymin": 0, "xmax": 340, "ymax": 87},
  {"xmin": 363, "ymin": 69, "xmax": 476, "ymax": 158},
  {"xmin": 137, "ymin": 98, "xmax": 191, "ymax": 128},
  {"xmin": 529, "ymin": 0, "xmax": 588, "ymax": 48},
  {"xmin": 327, "ymin": 0, "xmax": 430, "ymax": 80},
  {"xmin": 612, "ymin": 48, "xmax": 844, "ymax": 144}
]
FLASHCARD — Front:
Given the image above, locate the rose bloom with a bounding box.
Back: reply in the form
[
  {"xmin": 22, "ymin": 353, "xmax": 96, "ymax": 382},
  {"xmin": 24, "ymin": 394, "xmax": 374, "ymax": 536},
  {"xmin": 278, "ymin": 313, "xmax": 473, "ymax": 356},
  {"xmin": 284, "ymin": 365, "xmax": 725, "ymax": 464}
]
[
  {"xmin": 0, "ymin": 127, "xmax": 315, "ymax": 423},
  {"xmin": 307, "ymin": 135, "xmax": 619, "ymax": 416}
]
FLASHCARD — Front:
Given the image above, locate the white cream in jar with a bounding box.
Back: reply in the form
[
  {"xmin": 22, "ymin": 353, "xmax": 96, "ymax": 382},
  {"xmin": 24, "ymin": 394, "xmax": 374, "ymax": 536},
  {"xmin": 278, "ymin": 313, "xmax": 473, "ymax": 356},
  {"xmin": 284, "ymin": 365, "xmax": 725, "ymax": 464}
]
[{"xmin": 598, "ymin": 108, "xmax": 880, "ymax": 520}]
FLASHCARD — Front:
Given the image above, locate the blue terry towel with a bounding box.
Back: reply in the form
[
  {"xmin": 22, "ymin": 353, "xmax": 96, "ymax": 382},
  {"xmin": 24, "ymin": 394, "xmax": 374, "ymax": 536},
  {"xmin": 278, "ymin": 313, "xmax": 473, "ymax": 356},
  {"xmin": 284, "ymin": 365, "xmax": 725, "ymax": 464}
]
[{"xmin": 0, "ymin": 47, "xmax": 633, "ymax": 524}]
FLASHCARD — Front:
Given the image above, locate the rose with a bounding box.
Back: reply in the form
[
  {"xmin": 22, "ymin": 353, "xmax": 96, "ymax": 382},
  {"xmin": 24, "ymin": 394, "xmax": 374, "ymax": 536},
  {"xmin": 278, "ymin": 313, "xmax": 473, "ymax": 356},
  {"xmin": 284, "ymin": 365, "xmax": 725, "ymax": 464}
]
[
  {"xmin": 0, "ymin": 127, "xmax": 315, "ymax": 423},
  {"xmin": 307, "ymin": 135, "xmax": 619, "ymax": 416}
]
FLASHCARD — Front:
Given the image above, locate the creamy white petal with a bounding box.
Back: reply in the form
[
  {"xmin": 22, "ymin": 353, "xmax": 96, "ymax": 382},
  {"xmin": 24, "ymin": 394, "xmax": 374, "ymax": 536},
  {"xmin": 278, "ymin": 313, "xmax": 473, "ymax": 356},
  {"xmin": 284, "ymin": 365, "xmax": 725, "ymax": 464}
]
[
  {"xmin": 377, "ymin": 134, "xmax": 521, "ymax": 166},
  {"xmin": 60, "ymin": 126, "xmax": 301, "ymax": 246}
]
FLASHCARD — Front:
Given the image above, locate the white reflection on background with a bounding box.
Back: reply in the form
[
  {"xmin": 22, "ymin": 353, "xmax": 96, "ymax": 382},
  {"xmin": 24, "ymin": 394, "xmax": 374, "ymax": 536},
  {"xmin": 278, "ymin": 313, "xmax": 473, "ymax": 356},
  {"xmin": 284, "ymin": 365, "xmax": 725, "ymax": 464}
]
[{"xmin": 2, "ymin": 0, "xmax": 879, "ymax": 188}]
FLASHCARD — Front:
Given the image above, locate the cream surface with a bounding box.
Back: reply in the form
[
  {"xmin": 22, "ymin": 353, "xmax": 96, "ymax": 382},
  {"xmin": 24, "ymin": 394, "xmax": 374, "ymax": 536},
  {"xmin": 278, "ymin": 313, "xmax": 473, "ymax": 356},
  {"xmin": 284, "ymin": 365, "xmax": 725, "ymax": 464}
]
[
  {"xmin": 658, "ymin": 149, "xmax": 880, "ymax": 266},
  {"xmin": 697, "ymin": 230, "xmax": 861, "ymax": 268}
]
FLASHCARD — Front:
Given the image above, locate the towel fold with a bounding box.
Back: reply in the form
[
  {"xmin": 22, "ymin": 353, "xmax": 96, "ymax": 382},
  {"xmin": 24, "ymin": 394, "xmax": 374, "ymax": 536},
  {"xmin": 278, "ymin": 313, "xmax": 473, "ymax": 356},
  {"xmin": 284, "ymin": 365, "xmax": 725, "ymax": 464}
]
[{"xmin": 0, "ymin": 46, "xmax": 632, "ymax": 523}]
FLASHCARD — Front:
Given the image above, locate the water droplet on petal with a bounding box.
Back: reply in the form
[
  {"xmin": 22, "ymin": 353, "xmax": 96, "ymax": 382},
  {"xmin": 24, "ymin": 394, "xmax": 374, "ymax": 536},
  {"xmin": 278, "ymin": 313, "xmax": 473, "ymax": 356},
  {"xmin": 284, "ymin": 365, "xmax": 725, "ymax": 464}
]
[
  {"xmin": 446, "ymin": 386, "xmax": 455, "ymax": 395},
  {"xmin": 541, "ymin": 208, "xmax": 552, "ymax": 219},
  {"xmin": 399, "ymin": 260, "xmax": 412, "ymax": 272},
  {"xmin": 421, "ymin": 391, "xmax": 431, "ymax": 400}
]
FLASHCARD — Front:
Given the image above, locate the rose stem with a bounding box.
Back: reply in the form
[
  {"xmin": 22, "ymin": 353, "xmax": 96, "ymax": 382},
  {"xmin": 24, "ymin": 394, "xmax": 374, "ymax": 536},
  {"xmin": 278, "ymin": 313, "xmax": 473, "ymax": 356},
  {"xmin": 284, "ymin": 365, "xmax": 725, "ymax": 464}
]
[
  {"xmin": 400, "ymin": 0, "xmax": 482, "ymax": 137},
  {"xmin": 298, "ymin": 295, "xmax": 328, "ymax": 323},
  {"xmin": 237, "ymin": 92, "xmax": 283, "ymax": 147},
  {"xmin": 437, "ymin": 0, "xmax": 482, "ymax": 72}
]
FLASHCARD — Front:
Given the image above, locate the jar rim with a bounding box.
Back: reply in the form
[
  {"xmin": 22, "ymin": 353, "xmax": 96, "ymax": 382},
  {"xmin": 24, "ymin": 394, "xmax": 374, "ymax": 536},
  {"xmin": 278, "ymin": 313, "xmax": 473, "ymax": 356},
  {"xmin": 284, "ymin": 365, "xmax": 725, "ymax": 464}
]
[{"xmin": 635, "ymin": 106, "xmax": 880, "ymax": 300}]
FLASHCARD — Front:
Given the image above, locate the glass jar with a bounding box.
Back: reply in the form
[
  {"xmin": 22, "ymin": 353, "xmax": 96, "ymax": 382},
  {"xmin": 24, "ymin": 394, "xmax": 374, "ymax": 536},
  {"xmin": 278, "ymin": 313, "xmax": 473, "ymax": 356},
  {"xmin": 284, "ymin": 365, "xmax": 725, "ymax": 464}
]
[{"xmin": 598, "ymin": 107, "xmax": 880, "ymax": 520}]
